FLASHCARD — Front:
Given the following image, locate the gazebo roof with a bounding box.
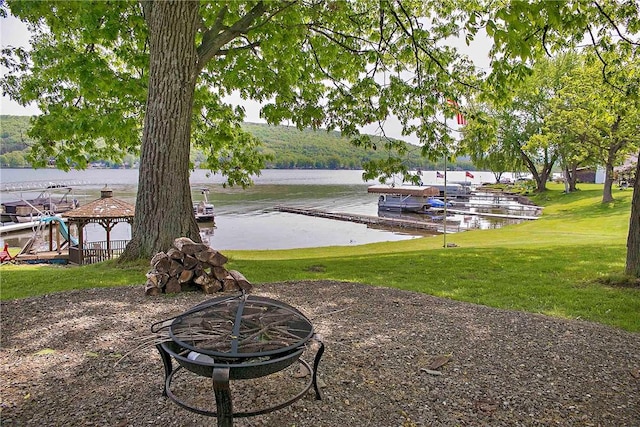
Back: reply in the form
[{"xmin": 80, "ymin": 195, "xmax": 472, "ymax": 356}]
[{"xmin": 63, "ymin": 196, "xmax": 135, "ymax": 220}]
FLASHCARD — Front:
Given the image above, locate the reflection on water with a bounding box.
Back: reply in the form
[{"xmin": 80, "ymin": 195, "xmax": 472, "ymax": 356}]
[{"xmin": 0, "ymin": 169, "xmax": 532, "ymax": 250}]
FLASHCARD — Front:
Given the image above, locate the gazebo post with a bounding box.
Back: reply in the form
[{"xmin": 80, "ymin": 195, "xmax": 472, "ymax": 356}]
[{"xmin": 78, "ymin": 222, "xmax": 85, "ymax": 265}]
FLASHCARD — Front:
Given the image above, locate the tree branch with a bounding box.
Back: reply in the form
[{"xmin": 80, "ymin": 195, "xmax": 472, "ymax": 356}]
[
  {"xmin": 388, "ymin": 1, "xmax": 478, "ymax": 91},
  {"xmin": 593, "ymin": 1, "xmax": 640, "ymax": 46},
  {"xmin": 216, "ymin": 40, "xmax": 261, "ymax": 56},
  {"xmin": 586, "ymin": 25, "xmax": 626, "ymax": 94},
  {"xmin": 197, "ymin": 1, "xmax": 269, "ymax": 71},
  {"xmin": 307, "ymin": 23, "xmax": 373, "ymax": 54},
  {"xmin": 541, "ymin": 25, "xmax": 552, "ymax": 57}
]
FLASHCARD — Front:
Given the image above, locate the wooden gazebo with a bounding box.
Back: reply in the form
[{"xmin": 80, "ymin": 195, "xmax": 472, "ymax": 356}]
[{"xmin": 63, "ymin": 187, "xmax": 135, "ymax": 265}]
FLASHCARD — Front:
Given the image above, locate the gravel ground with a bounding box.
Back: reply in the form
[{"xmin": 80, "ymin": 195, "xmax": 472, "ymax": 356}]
[{"xmin": 1, "ymin": 280, "xmax": 639, "ymax": 426}]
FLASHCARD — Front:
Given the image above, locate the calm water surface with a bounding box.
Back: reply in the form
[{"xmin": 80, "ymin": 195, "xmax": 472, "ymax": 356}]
[{"xmin": 0, "ymin": 168, "xmax": 511, "ymax": 250}]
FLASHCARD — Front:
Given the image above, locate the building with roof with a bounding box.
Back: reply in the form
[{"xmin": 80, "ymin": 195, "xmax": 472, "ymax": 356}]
[{"xmin": 63, "ymin": 187, "xmax": 134, "ymax": 265}]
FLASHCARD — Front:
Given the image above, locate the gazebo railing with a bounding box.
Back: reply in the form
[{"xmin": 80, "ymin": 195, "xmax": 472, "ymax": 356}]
[{"xmin": 69, "ymin": 240, "xmax": 130, "ymax": 265}]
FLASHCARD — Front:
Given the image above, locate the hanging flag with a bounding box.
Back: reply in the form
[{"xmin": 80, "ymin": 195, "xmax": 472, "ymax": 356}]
[
  {"xmin": 446, "ymin": 99, "xmax": 467, "ymax": 125},
  {"xmin": 436, "ymin": 171, "xmax": 444, "ymax": 179},
  {"xmin": 465, "ymin": 171, "xmax": 474, "ymax": 179}
]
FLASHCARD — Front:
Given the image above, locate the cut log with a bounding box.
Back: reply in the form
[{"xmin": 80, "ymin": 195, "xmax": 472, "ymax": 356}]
[
  {"xmin": 150, "ymin": 252, "xmax": 168, "ymax": 267},
  {"xmin": 193, "ymin": 249, "xmax": 227, "ymax": 266},
  {"xmin": 145, "ymin": 272, "xmax": 159, "ymax": 286},
  {"xmin": 194, "ymin": 250, "xmax": 211, "ymax": 263},
  {"xmin": 201, "ymin": 280, "xmax": 223, "ymax": 294},
  {"xmin": 169, "ymin": 260, "xmax": 184, "ymax": 277},
  {"xmin": 166, "ymin": 247, "xmax": 184, "ymax": 261},
  {"xmin": 173, "ymin": 237, "xmax": 209, "ymax": 255},
  {"xmin": 193, "ymin": 274, "xmax": 212, "ymax": 286},
  {"xmin": 223, "ymin": 274, "xmax": 241, "ymax": 292},
  {"xmin": 165, "ymin": 277, "xmax": 181, "ymax": 294},
  {"xmin": 154, "ymin": 257, "xmax": 172, "ymax": 274},
  {"xmin": 182, "ymin": 254, "xmax": 198, "ymax": 270},
  {"xmin": 228, "ymin": 270, "xmax": 252, "ymax": 291},
  {"xmin": 212, "ymin": 266, "xmax": 229, "ymax": 281},
  {"xmin": 144, "ymin": 280, "xmax": 161, "ymax": 296},
  {"xmin": 205, "ymin": 249, "xmax": 228, "ymax": 266},
  {"xmin": 178, "ymin": 269, "xmax": 194, "ymax": 284}
]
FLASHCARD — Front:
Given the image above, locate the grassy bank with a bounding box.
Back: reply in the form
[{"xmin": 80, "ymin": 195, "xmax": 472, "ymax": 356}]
[{"xmin": 1, "ymin": 184, "xmax": 638, "ymax": 331}]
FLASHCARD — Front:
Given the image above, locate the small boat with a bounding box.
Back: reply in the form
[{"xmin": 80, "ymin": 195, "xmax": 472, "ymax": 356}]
[
  {"xmin": 426, "ymin": 197, "xmax": 453, "ymax": 208},
  {"xmin": 1, "ymin": 185, "xmax": 79, "ymax": 224},
  {"xmin": 368, "ymin": 185, "xmax": 440, "ymax": 212},
  {"xmin": 193, "ymin": 188, "xmax": 215, "ymax": 222}
]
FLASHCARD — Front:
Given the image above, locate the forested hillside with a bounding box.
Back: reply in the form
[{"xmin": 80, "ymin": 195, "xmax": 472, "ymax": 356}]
[
  {"xmin": 1, "ymin": 116, "xmax": 471, "ymax": 170},
  {"xmin": 0, "ymin": 115, "xmax": 33, "ymax": 154},
  {"xmin": 241, "ymin": 122, "xmax": 442, "ymax": 170}
]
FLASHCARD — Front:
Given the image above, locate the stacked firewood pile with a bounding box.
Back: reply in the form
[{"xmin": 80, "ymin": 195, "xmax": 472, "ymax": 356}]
[{"xmin": 144, "ymin": 237, "xmax": 252, "ymax": 296}]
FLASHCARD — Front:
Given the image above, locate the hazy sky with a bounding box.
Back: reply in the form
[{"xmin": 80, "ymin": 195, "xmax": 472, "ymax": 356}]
[{"xmin": 1, "ymin": 11, "xmax": 491, "ymax": 141}]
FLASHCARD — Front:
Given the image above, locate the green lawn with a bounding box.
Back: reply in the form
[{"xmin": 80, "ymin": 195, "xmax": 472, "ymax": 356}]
[{"xmin": 1, "ymin": 183, "xmax": 638, "ymax": 331}]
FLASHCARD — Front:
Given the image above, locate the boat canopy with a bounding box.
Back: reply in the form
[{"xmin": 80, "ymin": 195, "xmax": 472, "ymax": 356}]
[{"xmin": 367, "ymin": 185, "xmax": 439, "ymax": 197}]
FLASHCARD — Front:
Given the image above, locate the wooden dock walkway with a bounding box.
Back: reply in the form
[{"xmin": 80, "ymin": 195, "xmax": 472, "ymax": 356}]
[
  {"xmin": 444, "ymin": 208, "xmax": 539, "ymax": 220},
  {"xmin": 14, "ymin": 250, "xmax": 69, "ymax": 264},
  {"xmin": 274, "ymin": 206, "xmax": 453, "ymax": 232},
  {"xmin": 274, "ymin": 205, "xmax": 539, "ymax": 230}
]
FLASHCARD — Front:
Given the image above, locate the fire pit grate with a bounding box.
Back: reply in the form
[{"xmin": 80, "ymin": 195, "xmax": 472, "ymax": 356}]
[{"xmin": 152, "ymin": 292, "xmax": 324, "ymax": 426}]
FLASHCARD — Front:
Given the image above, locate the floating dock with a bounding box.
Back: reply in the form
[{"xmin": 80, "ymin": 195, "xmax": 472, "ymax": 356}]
[
  {"xmin": 14, "ymin": 250, "xmax": 69, "ymax": 264},
  {"xmin": 274, "ymin": 204, "xmax": 539, "ymax": 231},
  {"xmin": 274, "ymin": 206, "xmax": 456, "ymax": 232},
  {"xmin": 444, "ymin": 208, "xmax": 540, "ymax": 220}
]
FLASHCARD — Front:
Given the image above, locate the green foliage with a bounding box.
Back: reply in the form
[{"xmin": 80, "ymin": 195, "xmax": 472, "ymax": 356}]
[
  {"xmin": 241, "ymin": 123, "xmax": 437, "ymax": 171},
  {"xmin": 460, "ymin": 55, "xmax": 608, "ymax": 191},
  {"xmin": 543, "ymin": 54, "xmax": 640, "ymax": 180},
  {"xmin": 0, "ymin": 115, "xmax": 33, "ymax": 153},
  {"xmin": 2, "ymin": 1, "xmax": 148, "ymax": 171}
]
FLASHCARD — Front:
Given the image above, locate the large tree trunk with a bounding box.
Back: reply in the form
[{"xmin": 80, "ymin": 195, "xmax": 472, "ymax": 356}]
[
  {"xmin": 602, "ymin": 117, "xmax": 624, "ymax": 204},
  {"xmin": 602, "ymin": 143, "xmax": 620, "ymax": 203},
  {"xmin": 520, "ymin": 148, "xmax": 556, "ymax": 193},
  {"xmin": 625, "ymin": 149, "xmax": 640, "ymax": 278},
  {"xmin": 121, "ymin": 1, "xmax": 201, "ymax": 262},
  {"xmin": 564, "ymin": 163, "xmax": 578, "ymax": 192}
]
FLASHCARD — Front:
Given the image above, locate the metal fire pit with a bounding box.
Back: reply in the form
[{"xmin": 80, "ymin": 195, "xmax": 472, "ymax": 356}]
[{"xmin": 152, "ymin": 292, "xmax": 324, "ymax": 426}]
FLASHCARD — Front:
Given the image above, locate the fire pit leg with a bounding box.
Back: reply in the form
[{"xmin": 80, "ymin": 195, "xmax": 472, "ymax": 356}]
[
  {"xmin": 155, "ymin": 344, "xmax": 173, "ymax": 397},
  {"xmin": 212, "ymin": 366, "xmax": 233, "ymax": 427},
  {"xmin": 312, "ymin": 336, "xmax": 325, "ymax": 400}
]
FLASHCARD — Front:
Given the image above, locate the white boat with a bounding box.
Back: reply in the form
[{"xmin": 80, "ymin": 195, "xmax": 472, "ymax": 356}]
[
  {"xmin": 193, "ymin": 188, "xmax": 215, "ymax": 222},
  {"xmin": 1, "ymin": 185, "xmax": 79, "ymax": 224},
  {"xmin": 368, "ymin": 185, "xmax": 441, "ymax": 212}
]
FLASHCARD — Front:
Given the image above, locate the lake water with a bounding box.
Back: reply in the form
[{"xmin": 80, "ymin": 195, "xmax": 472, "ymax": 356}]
[{"xmin": 0, "ymin": 168, "xmax": 519, "ymax": 250}]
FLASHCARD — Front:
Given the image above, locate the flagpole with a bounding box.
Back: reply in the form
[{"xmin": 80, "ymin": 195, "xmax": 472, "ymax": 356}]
[{"xmin": 443, "ymin": 117, "xmax": 447, "ymax": 249}]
